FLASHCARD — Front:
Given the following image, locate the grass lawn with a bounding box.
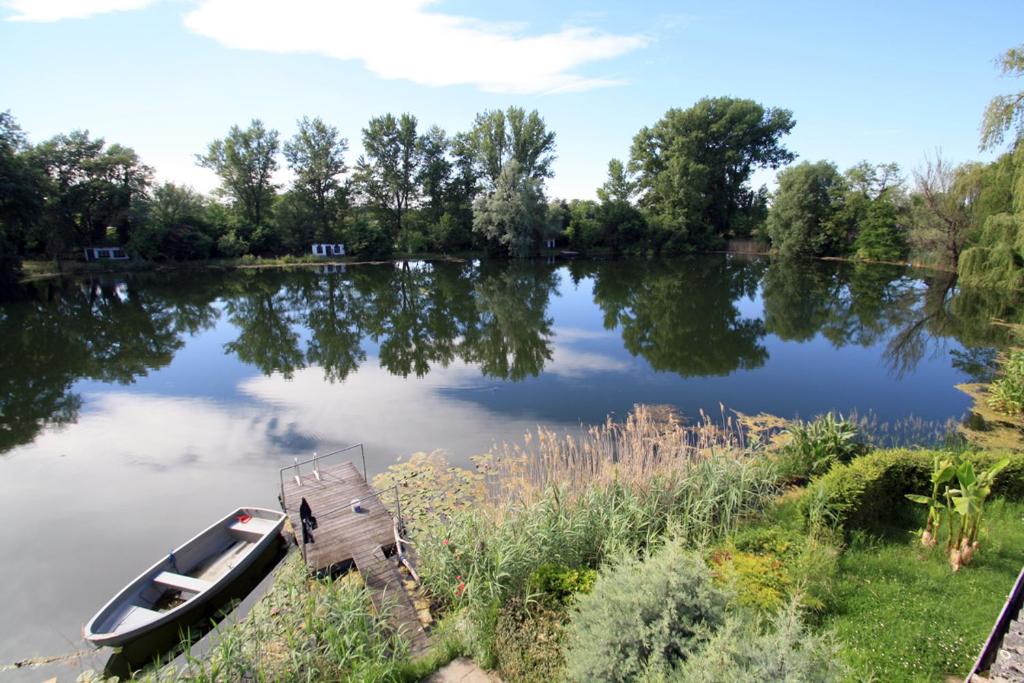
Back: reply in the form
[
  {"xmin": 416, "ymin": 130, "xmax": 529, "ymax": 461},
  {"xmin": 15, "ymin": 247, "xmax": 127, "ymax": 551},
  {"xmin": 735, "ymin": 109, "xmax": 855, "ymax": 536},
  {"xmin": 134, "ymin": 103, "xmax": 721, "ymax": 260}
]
[{"xmin": 825, "ymin": 499, "xmax": 1024, "ymax": 682}]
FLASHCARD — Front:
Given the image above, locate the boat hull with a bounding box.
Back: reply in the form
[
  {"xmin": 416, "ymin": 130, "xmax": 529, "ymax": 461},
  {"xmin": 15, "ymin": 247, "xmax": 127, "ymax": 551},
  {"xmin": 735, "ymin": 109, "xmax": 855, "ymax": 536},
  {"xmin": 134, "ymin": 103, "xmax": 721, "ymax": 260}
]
[{"xmin": 84, "ymin": 507, "xmax": 286, "ymax": 648}]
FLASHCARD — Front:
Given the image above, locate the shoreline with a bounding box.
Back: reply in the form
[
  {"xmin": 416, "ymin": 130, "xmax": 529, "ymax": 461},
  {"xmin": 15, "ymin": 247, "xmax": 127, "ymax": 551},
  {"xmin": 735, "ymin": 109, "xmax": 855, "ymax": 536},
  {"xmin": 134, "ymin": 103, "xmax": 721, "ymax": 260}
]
[
  {"xmin": 17, "ymin": 252, "xmax": 477, "ymax": 283},
  {"xmin": 17, "ymin": 248, "xmax": 956, "ymax": 284}
]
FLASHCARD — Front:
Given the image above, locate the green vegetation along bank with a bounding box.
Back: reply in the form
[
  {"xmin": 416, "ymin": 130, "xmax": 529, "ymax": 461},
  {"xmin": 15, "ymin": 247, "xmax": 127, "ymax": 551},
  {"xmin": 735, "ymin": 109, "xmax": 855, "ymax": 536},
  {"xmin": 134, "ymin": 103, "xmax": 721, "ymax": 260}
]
[{"xmin": 91, "ymin": 369, "xmax": 1024, "ymax": 683}]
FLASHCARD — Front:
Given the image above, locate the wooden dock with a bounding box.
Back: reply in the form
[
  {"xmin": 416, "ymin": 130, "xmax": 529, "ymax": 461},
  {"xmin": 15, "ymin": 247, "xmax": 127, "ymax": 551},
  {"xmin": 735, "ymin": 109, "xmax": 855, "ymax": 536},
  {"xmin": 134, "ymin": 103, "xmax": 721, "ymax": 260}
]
[{"xmin": 280, "ymin": 459, "xmax": 429, "ymax": 653}]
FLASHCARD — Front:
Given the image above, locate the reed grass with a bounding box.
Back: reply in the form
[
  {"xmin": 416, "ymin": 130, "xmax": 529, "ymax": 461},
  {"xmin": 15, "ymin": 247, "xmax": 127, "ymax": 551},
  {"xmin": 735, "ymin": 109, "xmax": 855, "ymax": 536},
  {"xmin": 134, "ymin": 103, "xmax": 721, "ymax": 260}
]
[
  {"xmin": 407, "ymin": 406, "xmax": 780, "ymax": 665},
  {"xmin": 137, "ymin": 554, "xmax": 414, "ymax": 683},
  {"xmin": 473, "ymin": 404, "xmax": 771, "ymax": 507}
]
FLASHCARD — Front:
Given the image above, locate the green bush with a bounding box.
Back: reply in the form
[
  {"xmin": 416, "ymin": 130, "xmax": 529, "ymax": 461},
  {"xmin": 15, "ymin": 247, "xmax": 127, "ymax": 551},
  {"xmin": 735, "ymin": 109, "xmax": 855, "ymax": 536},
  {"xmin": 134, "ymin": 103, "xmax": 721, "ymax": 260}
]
[
  {"xmin": 564, "ymin": 542, "xmax": 727, "ymax": 682},
  {"xmin": 776, "ymin": 413, "xmax": 867, "ymax": 483},
  {"xmin": 495, "ymin": 596, "xmax": 568, "ymax": 683},
  {"xmin": 710, "ymin": 548, "xmax": 790, "ymax": 613},
  {"xmin": 711, "ymin": 525, "xmax": 839, "ymax": 615},
  {"xmin": 663, "ymin": 600, "xmax": 846, "ymax": 682},
  {"xmin": 730, "ymin": 524, "xmax": 803, "ymax": 557},
  {"xmin": 345, "ymin": 216, "xmax": 394, "ymax": 258},
  {"xmin": 989, "ymin": 348, "xmax": 1024, "ymax": 416},
  {"xmin": 801, "ymin": 448, "xmax": 1024, "ymax": 535},
  {"xmin": 528, "ymin": 563, "xmax": 597, "ymax": 603},
  {"xmin": 218, "ymin": 230, "xmax": 249, "ymax": 258}
]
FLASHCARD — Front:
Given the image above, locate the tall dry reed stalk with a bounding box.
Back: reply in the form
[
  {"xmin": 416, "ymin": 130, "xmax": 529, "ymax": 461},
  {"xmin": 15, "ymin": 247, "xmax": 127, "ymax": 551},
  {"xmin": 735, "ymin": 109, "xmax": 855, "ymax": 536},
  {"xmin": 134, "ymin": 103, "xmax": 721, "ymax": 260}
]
[
  {"xmin": 474, "ymin": 404, "xmax": 765, "ymax": 508},
  {"xmin": 414, "ymin": 406, "xmax": 780, "ymax": 643}
]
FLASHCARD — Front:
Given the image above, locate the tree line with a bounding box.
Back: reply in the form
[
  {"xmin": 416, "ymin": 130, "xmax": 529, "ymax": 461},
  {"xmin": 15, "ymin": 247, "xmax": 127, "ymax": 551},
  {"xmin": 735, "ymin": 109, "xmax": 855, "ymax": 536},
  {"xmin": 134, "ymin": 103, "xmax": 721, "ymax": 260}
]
[
  {"xmin": 763, "ymin": 43, "xmax": 1024, "ymax": 291},
  {"xmin": 1, "ymin": 43, "xmax": 1021, "ymax": 289},
  {"xmin": 0, "ymin": 95, "xmax": 810, "ymax": 277},
  {"xmin": 0, "ymin": 105, "xmax": 563, "ymax": 286}
]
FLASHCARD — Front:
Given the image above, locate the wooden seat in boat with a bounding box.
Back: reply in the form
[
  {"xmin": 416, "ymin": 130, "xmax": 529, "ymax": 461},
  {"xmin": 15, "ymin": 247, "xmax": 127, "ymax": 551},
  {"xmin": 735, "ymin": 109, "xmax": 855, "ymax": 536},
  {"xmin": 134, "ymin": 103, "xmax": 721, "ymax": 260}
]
[
  {"xmin": 153, "ymin": 571, "xmax": 213, "ymax": 594},
  {"xmin": 109, "ymin": 604, "xmax": 161, "ymax": 631}
]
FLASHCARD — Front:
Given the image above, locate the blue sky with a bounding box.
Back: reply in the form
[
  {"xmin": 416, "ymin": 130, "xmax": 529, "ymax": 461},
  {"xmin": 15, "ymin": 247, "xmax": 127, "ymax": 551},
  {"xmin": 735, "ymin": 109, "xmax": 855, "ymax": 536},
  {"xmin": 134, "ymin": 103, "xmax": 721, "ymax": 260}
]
[{"xmin": 1, "ymin": 0, "xmax": 1021, "ymax": 199}]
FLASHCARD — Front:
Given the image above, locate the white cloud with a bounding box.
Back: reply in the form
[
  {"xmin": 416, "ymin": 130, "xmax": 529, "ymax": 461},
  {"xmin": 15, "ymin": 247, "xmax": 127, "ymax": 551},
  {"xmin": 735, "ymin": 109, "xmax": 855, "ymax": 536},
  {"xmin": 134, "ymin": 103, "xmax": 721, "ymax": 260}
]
[
  {"xmin": 3, "ymin": 0, "xmax": 155, "ymax": 22},
  {"xmin": 545, "ymin": 346, "xmax": 629, "ymax": 378},
  {"xmin": 238, "ymin": 361, "xmax": 562, "ymax": 462},
  {"xmin": 183, "ymin": 0, "xmax": 649, "ymax": 94},
  {"xmin": 553, "ymin": 326, "xmax": 617, "ymax": 342}
]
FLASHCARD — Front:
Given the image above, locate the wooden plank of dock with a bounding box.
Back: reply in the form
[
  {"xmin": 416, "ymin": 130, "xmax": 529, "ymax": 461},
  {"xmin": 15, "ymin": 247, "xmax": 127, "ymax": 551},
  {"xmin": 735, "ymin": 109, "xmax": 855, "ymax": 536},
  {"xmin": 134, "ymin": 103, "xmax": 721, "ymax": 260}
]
[
  {"xmin": 280, "ymin": 460, "xmax": 429, "ymax": 653},
  {"xmin": 352, "ymin": 545, "xmax": 430, "ymax": 654},
  {"xmin": 281, "ymin": 460, "xmax": 394, "ymax": 573}
]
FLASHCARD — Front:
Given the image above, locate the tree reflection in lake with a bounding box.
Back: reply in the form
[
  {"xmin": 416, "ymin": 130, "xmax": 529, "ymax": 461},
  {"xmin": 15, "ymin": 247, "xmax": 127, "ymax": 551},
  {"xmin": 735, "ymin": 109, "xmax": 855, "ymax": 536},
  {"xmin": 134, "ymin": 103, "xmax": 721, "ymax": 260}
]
[
  {"xmin": 584, "ymin": 257, "xmax": 769, "ymax": 376},
  {"xmin": 0, "ymin": 275, "xmax": 221, "ymax": 452},
  {"xmin": 223, "ymin": 271, "xmax": 305, "ymax": 379},
  {"xmin": 1, "ymin": 257, "xmax": 1022, "ymax": 456},
  {"xmin": 212, "ymin": 261, "xmax": 558, "ymax": 381},
  {"xmin": 469, "ymin": 262, "xmax": 557, "ymax": 380}
]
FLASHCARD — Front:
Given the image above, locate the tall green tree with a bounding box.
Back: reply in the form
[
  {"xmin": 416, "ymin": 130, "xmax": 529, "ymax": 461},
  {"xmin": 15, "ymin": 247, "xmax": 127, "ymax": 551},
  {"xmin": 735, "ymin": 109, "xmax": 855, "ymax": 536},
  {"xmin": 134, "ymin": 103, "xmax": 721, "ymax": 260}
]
[
  {"xmin": 132, "ymin": 183, "xmax": 215, "ymax": 260},
  {"xmin": 416, "ymin": 125, "xmax": 452, "ymax": 225},
  {"xmin": 852, "ymin": 194, "xmax": 908, "ymax": 261},
  {"xmin": 436, "ymin": 131, "xmax": 482, "ymax": 249},
  {"xmin": 829, "ymin": 161, "xmax": 909, "ymax": 261},
  {"xmin": 567, "ymin": 199, "xmax": 602, "ymax": 249},
  {"xmin": 0, "ymin": 111, "xmax": 42, "ymax": 286},
  {"xmin": 910, "ymin": 153, "xmax": 978, "ymax": 270},
  {"xmin": 466, "ymin": 107, "xmax": 556, "ymax": 188},
  {"xmin": 959, "ymin": 44, "xmax": 1024, "ymax": 288},
  {"xmin": 546, "ymin": 199, "xmax": 571, "ymax": 240},
  {"xmin": 844, "ymin": 161, "xmax": 902, "ymax": 197},
  {"xmin": 31, "ymin": 130, "xmax": 105, "ymax": 257},
  {"xmin": 597, "ymin": 158, "xmax": 635, "ymax": 204},
  {"xmin": 595, "ymin": 158, "xmax": 648, "ymax": 252},
  {"xmin": 283, "ymin": 116, "xmax": 348, "ymax": 242},
  {"xmin": 766, "ymin": 160, "xmax": 845, "ymax": 259},
  {"xmin": 96, "ymin": 143, "xmax": 152, "ymax": 245},
  {"xmin": 472, "ymin": 160, "xmax": 547, "ymax": 257},
  {"xmin": 353, "ymin": 113, "xmax": 420, "ymax": 240},
  {"xmin": 31, "ymin": 130, "xmax": 152, "ymax": 258},
  {"xmin": 630, "ymin": 97, "xmax": 795, "ymax": 250},
  {"xmin": 980, "ymin": 45, "xmax": 1024, "ymax": 151},
  {"xmin": 196, "ymin": 119, "xmax": 280, "ymax": 248}
]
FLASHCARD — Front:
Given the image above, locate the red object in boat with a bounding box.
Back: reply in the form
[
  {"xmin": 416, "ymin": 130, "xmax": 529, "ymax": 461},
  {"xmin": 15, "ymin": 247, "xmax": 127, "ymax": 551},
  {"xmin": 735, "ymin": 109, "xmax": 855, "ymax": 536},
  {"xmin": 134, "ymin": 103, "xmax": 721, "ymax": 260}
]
[{"xmin": 236, "ymin": 513, "xmax": 252, "ymax": 524}]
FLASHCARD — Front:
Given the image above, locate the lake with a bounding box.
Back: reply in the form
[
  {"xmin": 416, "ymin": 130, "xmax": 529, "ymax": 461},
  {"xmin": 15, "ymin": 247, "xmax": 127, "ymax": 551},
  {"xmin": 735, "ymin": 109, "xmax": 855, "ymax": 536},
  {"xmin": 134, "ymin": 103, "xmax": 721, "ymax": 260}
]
[{"xmin": 0, "ymin": 255, "xmax": 1018, "ymax": 671}]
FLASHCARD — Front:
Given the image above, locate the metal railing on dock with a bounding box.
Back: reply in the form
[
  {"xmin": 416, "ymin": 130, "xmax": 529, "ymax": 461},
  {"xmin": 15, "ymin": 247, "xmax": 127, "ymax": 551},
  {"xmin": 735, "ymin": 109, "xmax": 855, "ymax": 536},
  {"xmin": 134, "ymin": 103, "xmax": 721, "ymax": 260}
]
[
  {"xmin": 278, "ymin": 443, "xmax": 366, "ymax": 508},
  {"xmin": 278, "ymin": 444, "xmax": 412, "ymax": 567}
]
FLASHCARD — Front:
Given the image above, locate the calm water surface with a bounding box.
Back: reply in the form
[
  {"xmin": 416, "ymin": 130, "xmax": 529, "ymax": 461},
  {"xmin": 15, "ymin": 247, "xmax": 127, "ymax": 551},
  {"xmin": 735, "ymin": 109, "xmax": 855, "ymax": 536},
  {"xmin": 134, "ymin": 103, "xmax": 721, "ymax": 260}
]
[{"xmin": 0, "ymin": 256, "xmax": 1018, "ymax": 669}]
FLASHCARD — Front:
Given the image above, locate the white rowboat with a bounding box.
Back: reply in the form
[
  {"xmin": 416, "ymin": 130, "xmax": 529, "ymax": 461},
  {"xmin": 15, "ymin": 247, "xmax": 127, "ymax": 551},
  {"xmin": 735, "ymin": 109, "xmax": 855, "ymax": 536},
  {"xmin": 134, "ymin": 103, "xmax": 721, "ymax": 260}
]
[{"xmin": 84, "ymin": 507, "xmax": 286, "ymax": 647}]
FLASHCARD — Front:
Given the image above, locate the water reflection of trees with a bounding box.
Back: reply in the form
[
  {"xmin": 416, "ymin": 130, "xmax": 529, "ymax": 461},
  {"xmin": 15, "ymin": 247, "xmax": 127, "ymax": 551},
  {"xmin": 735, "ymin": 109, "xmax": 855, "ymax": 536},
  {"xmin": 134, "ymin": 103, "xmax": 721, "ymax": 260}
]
[
  {"xmin": 884, "ymin": 273, "xmax": 1024, "ymax": 380},
  {"xmin": 762, "ymin": 261, "xmax": 919, "ymax": 347},
  {"xmin": 3, "ymin": 257, "xmax": 1022, "ymax": 456},
  {"xmin": 0, "ymin": 275, "xmax": 222, "ymax": 453},
  {"xmin": 217, "ymin": 261, "xmax": 557, "ymax": 382},
  {"xmin": 584, "ymin": 257, "xmax": 769, "ymax": 376},
  {"xmin": 761, "ymin": 260, "xmax": 1020, "ymax": 381},
  {"xmin": 223, "ymin": 273, "xmax": 305, "ymax": 379}
]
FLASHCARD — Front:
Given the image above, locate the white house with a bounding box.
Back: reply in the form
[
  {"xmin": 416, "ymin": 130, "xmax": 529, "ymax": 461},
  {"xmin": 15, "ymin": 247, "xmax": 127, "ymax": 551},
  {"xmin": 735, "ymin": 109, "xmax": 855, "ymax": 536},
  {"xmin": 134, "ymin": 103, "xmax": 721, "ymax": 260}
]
[
  {"xmin": 311, "ymin": 243, "xmax": 345, "ymax": 257},
  {"xmin": 83, "ymin": 246, "xmax": 128, "ymax": 261}
]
